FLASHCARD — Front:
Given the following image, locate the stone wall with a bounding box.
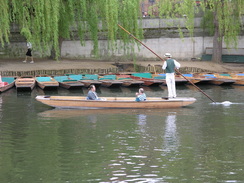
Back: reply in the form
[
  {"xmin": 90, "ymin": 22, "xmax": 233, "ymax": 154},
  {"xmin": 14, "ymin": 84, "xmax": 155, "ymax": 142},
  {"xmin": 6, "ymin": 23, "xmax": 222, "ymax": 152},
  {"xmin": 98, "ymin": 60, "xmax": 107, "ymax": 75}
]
[{"xmin": 1, "ymin": 18, "xmax": 244, "ymax": 60}]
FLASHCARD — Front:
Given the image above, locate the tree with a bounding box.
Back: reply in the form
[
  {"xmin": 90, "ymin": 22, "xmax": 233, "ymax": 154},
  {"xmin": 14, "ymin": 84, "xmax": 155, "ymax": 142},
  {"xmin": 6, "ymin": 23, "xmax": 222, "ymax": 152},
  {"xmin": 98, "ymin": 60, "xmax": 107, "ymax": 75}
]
[
  {"xmin": 154, "ymin": 0, "xmax": 244, "ymax": 63},
  {"xmin": 0, "ymin": 0, "xmax": 142, "ymax": 59}
]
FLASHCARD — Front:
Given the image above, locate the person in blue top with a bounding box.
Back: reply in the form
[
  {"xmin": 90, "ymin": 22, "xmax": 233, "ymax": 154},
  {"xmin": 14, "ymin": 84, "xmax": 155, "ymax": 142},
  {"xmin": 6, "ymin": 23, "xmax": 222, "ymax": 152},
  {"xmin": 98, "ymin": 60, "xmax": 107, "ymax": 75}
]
[
  {"xmin": 87, "ymin": 85, "xmax": 100, "ymax": 100},
  {"xmin": 135, "ymin": 88, "xmax": 146, "ymax": 102},
  {"xmin": 162, "ymin": 53, "xmax": 181, "ymax": 98}
]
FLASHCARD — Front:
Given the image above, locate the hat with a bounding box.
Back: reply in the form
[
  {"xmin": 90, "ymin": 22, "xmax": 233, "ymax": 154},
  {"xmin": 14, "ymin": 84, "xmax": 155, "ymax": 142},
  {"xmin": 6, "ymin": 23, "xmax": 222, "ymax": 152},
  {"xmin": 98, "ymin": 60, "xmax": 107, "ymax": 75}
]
[{"xmin": 164, "ymin": 53, "xmax": 172, "ymax": 58}]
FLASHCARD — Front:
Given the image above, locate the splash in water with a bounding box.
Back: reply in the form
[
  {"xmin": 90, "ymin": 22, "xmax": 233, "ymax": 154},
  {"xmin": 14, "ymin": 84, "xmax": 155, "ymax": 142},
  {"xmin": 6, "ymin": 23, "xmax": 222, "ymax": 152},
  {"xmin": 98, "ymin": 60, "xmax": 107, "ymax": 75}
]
[{"xmin": 210, "ymin": 101, "xmax": 242, "ymax": 106}]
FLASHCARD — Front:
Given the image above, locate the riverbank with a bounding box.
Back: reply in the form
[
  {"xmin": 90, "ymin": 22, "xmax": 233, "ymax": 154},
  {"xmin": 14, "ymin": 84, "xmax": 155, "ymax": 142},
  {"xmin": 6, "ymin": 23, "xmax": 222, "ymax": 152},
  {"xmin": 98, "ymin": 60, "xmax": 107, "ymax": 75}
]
[{"xmin": 0, "ymin": 58, "xmax": 243, "ymax": 74}]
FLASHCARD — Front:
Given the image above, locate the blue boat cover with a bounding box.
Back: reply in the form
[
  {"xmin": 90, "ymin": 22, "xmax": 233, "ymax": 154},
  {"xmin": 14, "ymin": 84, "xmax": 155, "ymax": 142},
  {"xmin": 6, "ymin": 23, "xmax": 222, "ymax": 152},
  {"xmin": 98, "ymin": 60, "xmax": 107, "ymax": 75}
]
[
  {"xmin": 82, "ymin": 74, "xmax": 99, "ymax": 80},
  {"xmin": 54, "ymin": 76, "xmax": 69, "ymax": 82},
  {"xmin": 132, "ymin": 73, "xmax": 152, "ymax": 78},
  {"xmin": 69, "ymin": 75, "xmax": 83, "ymax": 80},
  {"xmin": 2, "ymin": 77, "xmax": 15, "ymax": 83},
  {"xmin": 183, "ymin": 74, "xmax": 193, "ymax": 77},
  {"xmin": 36, "ymin": 77, "xmax": 52, "ymax": 82}
]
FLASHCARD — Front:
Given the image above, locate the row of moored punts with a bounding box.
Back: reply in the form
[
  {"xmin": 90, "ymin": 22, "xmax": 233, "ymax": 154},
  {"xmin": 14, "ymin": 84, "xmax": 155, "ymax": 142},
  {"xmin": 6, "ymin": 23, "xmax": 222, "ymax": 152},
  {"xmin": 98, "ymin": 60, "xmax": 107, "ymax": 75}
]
[{"xmin": 0, "ymin": 72, "xmax": 244, "ymax": 93}]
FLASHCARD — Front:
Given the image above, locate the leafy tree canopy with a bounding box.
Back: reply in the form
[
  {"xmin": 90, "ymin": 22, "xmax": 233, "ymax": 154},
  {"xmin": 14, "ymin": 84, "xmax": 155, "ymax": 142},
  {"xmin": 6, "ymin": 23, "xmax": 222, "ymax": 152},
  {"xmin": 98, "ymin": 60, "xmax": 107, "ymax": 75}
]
[{"xmin": 0, "ymin": 0, "xmax": 142, "ymax": 59}]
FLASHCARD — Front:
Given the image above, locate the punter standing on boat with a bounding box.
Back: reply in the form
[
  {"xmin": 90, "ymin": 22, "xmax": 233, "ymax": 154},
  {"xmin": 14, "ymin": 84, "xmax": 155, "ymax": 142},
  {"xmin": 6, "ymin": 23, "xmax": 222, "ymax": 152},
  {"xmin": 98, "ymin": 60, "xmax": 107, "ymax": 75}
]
[
  {"xmin": 162, "ymin": 53, "xmax": 181, "ymax": 98},
  {"xmin": 87, "ymin": 85, "xmax": 100, "ymax": 100},
  {"xmin": 135, "ymin": 88, "xmax": 146, "ymax": 101}
]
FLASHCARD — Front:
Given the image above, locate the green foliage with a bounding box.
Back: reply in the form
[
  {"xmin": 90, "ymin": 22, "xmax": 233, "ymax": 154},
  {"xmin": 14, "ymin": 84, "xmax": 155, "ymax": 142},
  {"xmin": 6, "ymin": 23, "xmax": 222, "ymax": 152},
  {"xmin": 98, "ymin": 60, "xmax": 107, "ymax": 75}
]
[
  {"xmin": 156, "ymin": 0, "xmax": 197, "ymax": 37},
  {"xmin": 0, "ymin": 0, "xmax": 142, "ymax": 59},
  {"xmin": 201, "ymin": 0, "xmax": 244, "ymax": 48}
]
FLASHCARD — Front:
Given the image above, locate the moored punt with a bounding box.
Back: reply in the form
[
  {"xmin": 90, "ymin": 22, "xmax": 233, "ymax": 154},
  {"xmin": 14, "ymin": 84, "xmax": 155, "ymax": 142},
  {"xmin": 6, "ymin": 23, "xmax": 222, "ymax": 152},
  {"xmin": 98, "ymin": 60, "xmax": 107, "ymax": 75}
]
[
  {"xmin": 201, "ymin": 74, "xmax": 235, "ymax": 85},
  {"xmin": 99, "ymin": 75, "xmax": 123, "ymax": 87},
  {"xmin": 79, "ymin": 74, "xmax": 102, "ymax": 87},
  {"xmin": 130, "ymin": 73, "xmax": 165, "ymax": 86},
  {"xmin": 116, "ymin": 74, "xmax": 144, "ymax": 87},
  {"xmin": 35, "ymin": 76, "xmax": 59, "ymax": 90},
  {"xmin": 0, "ymin": 77, "xmax": 16, "ymax": 92},
  {"xmin": 182, "ymin": 74, "xmax": 212, "ymax": 85},
  {"xmin": 233, "ymin": 79, "xmax": 244, "ymax": 86},
  {"xmin": 36, "ymin": 95, "xmax": 197, "ymax": 109},
  {"xmin": 54, "ymin": 76, "xmax": 84, "ymax": 89},
  {"xmin": 157, "ymin": 74, "xmax": 188, "ymax": 85},
  {"xmin": 15, "ymin": 76, "xmax": 36, "ymax": 91}
]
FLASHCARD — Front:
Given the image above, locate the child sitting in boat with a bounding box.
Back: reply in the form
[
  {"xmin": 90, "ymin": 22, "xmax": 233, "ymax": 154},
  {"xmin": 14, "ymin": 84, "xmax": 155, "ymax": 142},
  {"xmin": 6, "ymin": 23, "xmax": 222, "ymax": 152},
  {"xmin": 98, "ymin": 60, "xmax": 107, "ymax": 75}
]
[
  {"xmin": 135, "ymin": 88, "xmax": 146, "ymax": 102},
  {"xmin": 87, "ymin": 84, "xmax": 101, "ymax": 100}
]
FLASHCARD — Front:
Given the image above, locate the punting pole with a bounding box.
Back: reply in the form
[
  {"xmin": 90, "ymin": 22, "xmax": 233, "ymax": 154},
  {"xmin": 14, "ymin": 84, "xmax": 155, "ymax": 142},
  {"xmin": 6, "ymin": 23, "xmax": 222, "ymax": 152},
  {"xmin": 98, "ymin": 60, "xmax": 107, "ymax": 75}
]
[{"xmin": 118, "ymin": 24, "xmax": 216, "ymax": 103}]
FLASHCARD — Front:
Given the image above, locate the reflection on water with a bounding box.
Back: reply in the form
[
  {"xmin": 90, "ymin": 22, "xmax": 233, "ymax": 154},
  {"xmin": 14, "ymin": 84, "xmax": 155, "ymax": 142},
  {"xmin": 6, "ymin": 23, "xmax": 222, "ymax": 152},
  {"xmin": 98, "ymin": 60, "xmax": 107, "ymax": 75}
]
[
  {"xmin": 0, "ymin": 86, "xmax": 243, "ymax": 183},
  {"xmin": 163, "ymin": 113, "xmax": 179, "ymax": 155}
]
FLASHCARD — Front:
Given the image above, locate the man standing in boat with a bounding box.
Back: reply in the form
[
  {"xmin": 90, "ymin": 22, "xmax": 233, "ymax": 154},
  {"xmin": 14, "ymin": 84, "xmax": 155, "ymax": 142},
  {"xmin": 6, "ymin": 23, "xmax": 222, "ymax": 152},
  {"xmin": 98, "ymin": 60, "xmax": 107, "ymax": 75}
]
[{"xmin": 162, "ymin": 53, "xmax": 181, "ymax": 98}]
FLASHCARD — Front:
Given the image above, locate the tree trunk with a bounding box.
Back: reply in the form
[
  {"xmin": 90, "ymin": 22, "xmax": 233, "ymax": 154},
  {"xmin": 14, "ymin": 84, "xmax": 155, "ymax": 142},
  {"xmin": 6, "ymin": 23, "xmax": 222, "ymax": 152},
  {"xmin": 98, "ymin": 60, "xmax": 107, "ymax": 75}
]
[
  {"xmin": 211, "ymin": 3, "xmax": 223, "ymax": 64},
  {"xmin": 50, "ymin": 37, "xmax": 64, "ymax": 60},
  {"xmin": 212, "ymin": 28, "xmax": 223, "ymax": 64}
]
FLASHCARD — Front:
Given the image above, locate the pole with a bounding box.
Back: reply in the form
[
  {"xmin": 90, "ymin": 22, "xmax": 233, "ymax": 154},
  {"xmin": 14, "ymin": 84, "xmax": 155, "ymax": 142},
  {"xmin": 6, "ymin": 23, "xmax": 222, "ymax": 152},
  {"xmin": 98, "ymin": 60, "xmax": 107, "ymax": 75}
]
[{"xmin": 118, "ymin": 24, "xmax": 216, "ymax": 103}]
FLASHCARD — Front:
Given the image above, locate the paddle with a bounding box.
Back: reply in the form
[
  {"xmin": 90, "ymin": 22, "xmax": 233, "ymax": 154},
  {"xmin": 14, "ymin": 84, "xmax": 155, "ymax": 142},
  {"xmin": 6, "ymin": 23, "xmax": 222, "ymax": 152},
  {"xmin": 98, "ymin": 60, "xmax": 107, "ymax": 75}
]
[{"xmin": 118, "ymin": 24, "xmax": 216, "ymax": 103}]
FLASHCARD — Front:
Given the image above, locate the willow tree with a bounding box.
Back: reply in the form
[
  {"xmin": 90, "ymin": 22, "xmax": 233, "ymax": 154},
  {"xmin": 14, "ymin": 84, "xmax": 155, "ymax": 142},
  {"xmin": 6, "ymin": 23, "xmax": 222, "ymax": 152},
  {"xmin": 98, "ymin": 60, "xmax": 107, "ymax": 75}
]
[
  {"xmin": 0, "ymin": 0, "xmax": 142, "ymax": 59},
  {"xmin": 154, "ymin": 0, "xmax": 244, "ymax": 63}
]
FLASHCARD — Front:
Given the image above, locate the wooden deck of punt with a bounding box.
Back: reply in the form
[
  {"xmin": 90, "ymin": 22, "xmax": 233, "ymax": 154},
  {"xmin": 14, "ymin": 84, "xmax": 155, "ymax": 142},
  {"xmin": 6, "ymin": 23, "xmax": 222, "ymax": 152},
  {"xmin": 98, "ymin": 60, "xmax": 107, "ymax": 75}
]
[
  {"xmin": 15, "ymin": 76, "xmax": 36, "ymax": 91},
  {"xmin": 79, "ymin": 80, "xmax": 102, "ymax": 87},
  {"xmin": 36, "ymin": 96, "xmax": 196, "ymax": 109},
  {"xmin": 100, "ymin": 80, "xmax": 124, "ymax": 87},
  {"xmin": 121, "ymin": 79, "xmax": 144, "ymax": 87},
  {"xmin": 208, "ymin": 79, "xmax": 235, "ymax": 85},
  {"xmin": 35, "ymin": 76, "xmax": 59, "ymax": 90},
  {"xmin": 130, "ymin": 76, "xmax": 165, "ymax": 86}
]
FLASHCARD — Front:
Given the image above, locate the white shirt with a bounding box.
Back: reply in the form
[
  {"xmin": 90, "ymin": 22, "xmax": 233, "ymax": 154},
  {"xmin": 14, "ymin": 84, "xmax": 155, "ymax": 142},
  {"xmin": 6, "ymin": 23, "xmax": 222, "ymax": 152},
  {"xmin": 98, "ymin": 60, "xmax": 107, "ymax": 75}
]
[{"xmin": 27, "ymin": 42, "xmax": 32, "ymax": 49}]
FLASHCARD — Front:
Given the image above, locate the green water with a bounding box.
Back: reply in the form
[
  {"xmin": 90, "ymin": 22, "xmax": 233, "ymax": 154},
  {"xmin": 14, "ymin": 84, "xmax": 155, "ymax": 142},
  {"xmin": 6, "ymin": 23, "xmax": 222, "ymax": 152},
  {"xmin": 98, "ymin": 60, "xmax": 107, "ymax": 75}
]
[{"xmin": 0, "ymin": 85, "xmax": 243, "ymax": 183}]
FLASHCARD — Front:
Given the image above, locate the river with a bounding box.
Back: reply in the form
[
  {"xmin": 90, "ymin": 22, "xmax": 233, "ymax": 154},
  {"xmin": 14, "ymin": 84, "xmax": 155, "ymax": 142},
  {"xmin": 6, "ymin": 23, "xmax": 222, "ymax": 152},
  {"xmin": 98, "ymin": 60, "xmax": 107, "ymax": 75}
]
[{"xmin": 0, "ymin": 85, "xmax": 243, "ymax": 183}]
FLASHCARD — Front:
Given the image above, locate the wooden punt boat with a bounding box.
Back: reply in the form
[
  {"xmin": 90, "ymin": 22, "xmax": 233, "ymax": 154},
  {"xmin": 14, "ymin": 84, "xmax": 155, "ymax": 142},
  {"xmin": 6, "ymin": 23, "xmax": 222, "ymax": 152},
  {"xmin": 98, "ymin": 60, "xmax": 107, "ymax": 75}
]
[
  {"xmin": 157, "ymin": 74, "xmax": 188, "ymax": 85},
  {"xmin": 36, "ymin": 95, "xmax": 196, "ymax": 109},
  {"xmin": 15, "ymin": 76, "xmax": 36, "ymax": 91},
  {"xmin": 182, "ymin": 74, "xmax": 212, "ymax": 85},
  {"xmin": 0, "ymin": 77, "xmax": 16, "ymax": 92},
  {"xmin": 130, "ymin": 73, "xmax": 165, "ymax": 86},
  {"xmin": 116, "ymin": 74, "xmax": 144, "ymax": 87},
  {"xmin": 35, "ymin": 76, "xmax": 59, "ymax": 90},
  {"xmin": 78, "ymin": 74, "xmax": 102, "ymax": 87},
  {"xmin": 233, "ymin": 79, "xmax": 244, "ymax": 86},
  {"xmin": 201, "ymin": 74, "xmax": 235, "ymax": 85},
  {"xmin": 99, "ymin": 75, "xmax": 123, "ymax": 87},
  {"xmin": 54, "ymin": 76, "xmax": 84, "ymax": 89}
]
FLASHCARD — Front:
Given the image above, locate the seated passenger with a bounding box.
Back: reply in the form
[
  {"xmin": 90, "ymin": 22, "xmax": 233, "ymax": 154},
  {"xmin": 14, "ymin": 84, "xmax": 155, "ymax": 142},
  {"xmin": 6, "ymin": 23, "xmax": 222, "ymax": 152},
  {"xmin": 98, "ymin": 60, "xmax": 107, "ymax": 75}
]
[
  {"xmin": 87, "ymin": 85, "xmax": 100, "ymax": 100},
  {"xmin": 135, "ymin": 88, "xmax": 146, "ymax": 102}
]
